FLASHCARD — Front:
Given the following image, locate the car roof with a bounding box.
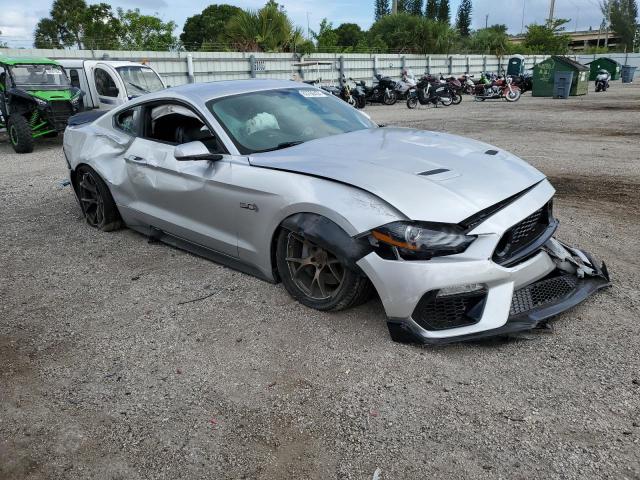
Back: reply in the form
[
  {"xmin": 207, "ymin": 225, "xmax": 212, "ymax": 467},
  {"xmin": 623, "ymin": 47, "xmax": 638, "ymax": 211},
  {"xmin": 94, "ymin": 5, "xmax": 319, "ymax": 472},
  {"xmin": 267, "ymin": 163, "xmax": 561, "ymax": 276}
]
[
  {"xmin": 0, "ymin": 55, "xmax": 60, "ymax": 66},
  {"xmin": 162, "ymin": 79, "xmax": 307, "ymax": 103}
]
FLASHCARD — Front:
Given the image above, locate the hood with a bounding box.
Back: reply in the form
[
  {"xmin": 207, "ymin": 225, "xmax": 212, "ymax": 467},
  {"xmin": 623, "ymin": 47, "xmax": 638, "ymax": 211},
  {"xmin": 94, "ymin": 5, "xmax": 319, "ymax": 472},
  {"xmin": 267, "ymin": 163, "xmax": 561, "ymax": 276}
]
[
  {"xmin": 249, "ymin": 127, "xmax": 546, "ymax": 223},
  {"xmin": 28, "ymin": 89, "xmax": 75, "ymax": 101}
]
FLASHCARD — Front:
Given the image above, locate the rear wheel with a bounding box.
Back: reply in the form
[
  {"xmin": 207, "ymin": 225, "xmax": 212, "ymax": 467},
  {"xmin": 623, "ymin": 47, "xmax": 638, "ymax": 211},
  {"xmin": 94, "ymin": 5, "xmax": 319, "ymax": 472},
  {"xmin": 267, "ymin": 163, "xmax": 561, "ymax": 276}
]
[
  {"xmin": 440, "ymin": 95, "xmax": 453, "ymax": 106},
  {"xmin": 276, "ymin": 229, "xmax": 372, "ymax": 311},
  {"xmin": 451, "ymin": 93, "xmax": 462, "ymax": 105},
  {"xmin": 76, "ymin": 165, "xmax": 122, "ymax": 231},
  {"xmin": 355, "ymin": 96, "xmax": 366, "ymax": 109},
  {"xmin": 8, "ymin": 114, "xmax": 34, "ymax": 154}
]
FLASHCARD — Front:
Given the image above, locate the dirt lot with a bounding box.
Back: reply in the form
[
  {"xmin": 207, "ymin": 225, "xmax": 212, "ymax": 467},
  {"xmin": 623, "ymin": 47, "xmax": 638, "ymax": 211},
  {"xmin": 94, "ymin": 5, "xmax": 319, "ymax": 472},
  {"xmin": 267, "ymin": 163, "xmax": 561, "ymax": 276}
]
[{"xmin": 1, "ymin": 82, "xmax": 639, "ymax": 480}]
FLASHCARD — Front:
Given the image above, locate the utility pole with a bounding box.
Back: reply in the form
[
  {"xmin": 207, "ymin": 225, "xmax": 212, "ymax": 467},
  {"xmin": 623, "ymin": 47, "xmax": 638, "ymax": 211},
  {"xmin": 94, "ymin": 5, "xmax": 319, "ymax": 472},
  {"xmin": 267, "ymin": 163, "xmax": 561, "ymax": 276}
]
[
  {"xmin": 306, "ymin": 12, "xmax": 310, "ymax": 40},
  {"xmin": 485, "ymin": 14, "xmax": 489, "ymax": 29},
  {"xmin": 548, "ymin": 0, "xmax": 555, "ymax": 26},
  {"xmin": 521, "ymin": 0, "xmax": 526, "ymax": 34},
  {"xmin": 604, "ymin": 1, "xmax": 611, "ymax": 48},
  {"xmin": 392, "ymin": 0, "xmax": 397, "ymax": 14}
]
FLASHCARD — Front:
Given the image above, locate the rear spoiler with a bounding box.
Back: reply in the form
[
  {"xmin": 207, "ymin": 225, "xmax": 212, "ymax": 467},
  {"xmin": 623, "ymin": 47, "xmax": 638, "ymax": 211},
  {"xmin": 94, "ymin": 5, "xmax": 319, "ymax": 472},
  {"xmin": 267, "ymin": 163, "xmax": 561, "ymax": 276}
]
[{"xmin": 67, "ymin": 110, "xmax": 108, "ymax": 127}]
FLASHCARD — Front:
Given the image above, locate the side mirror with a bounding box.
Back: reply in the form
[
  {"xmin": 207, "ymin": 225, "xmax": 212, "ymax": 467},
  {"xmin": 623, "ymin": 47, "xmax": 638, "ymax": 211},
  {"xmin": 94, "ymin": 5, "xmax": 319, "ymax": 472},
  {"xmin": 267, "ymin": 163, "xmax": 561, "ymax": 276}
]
[{"xmin": 174, "ymin": 141, "xmax": 223, "ymax": 161}]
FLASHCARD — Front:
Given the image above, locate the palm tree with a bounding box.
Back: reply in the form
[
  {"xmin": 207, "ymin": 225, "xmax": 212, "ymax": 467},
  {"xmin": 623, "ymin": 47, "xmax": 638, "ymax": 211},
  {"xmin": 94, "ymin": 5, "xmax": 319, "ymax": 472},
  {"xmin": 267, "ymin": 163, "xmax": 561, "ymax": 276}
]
[{"xmin": 226, "ymin": 2, "xmax": 303, "ymax": 52}]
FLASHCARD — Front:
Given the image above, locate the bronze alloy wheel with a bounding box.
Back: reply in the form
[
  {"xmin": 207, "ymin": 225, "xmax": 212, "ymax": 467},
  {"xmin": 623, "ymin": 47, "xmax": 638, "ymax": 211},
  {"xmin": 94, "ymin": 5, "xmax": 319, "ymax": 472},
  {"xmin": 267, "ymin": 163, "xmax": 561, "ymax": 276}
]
[
  {"xmin": 78, "ymin": 170, "xmax": 106, "ymax": 227},
  {"xmin": 284, "ymin": 231, "xmax": 346, "ymax": 301}
]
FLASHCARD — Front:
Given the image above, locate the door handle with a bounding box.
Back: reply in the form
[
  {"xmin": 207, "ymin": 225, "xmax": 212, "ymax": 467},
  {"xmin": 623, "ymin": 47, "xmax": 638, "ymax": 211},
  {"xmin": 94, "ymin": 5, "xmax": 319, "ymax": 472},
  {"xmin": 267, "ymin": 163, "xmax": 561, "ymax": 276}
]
[{"xmin": 125, "ymin": 154, "xmax": 146, "ymax": 163}]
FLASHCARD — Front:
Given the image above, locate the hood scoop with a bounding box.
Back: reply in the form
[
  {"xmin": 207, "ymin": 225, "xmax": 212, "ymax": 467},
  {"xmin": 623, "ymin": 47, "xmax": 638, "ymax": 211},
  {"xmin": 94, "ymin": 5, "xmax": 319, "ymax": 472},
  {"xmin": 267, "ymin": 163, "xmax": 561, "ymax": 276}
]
[{"xmin": 417, "ymin": 167, "xmax": 460, "ymax": 181}]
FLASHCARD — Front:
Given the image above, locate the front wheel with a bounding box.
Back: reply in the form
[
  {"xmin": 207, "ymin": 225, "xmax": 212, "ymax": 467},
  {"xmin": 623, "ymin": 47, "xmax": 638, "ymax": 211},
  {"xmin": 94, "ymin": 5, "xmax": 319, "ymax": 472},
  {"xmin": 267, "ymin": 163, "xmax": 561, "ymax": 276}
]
[
  {"xmin": 383, "ymin": 90, "xmax": 397, "ymax": 105},
  {"xmin": 504, "ymin": 89, "xmax": 521, "ymax": 102},
  {"xmin": 451, "ymin": 93, "xmax": 462, "ymax": 105},
  {"xmin": 355, "ymin": 96, "xmax": 366, "ymax": 109},
  {"xmin": 276, "ymin": 229, "xmax": 372, "ymax": 311},
  {"xmin": 407, "ymin": 96, "xmax": 418, "ymax": 109},
  {"xmin": 8, "ymin": 114, "xmax": 34, "ymax": 154}
]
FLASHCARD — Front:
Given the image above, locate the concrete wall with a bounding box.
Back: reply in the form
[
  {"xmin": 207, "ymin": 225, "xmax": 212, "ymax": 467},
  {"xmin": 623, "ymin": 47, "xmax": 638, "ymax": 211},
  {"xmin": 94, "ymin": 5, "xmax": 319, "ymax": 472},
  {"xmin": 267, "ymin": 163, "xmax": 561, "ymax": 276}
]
[{"xmin": 2, "ymin": 48, "xmax": 638, "ymax": 86}]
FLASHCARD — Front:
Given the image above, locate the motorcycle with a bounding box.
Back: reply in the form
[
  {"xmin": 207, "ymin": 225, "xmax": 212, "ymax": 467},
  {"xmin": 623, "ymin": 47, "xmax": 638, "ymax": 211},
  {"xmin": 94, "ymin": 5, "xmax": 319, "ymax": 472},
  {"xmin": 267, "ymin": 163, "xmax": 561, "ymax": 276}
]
[
  {"xmin": 406, "ymin": 75, "xmax": 453, "ymax": 109},
  {"xmin": 459, "ymin": 73, "xmax": 477, "ymax": 95},
  {"xmin": 510, "ymin": 73, "xmax": 532, "ymax": 94},
  {"xmin": 348, "ymin": 78, "xmax": 366, "ymax": 109},
  {"xmin": 474, "ymin": 74, "xmax": 521, "ymax": 102},
  {"xmin": 595, "ymin": 69, "xmax": 611, "ymax": 92},
  {"xmin": 354, "ymin": 74, "xmax": 398, "ymax": 105},
  {"xmin": 441, "ymin": 75, "xmax": 463, "ymax": 104},
  {"xmin": 393, "ymin": 69, "xmax": 417, "ymax": 100}
]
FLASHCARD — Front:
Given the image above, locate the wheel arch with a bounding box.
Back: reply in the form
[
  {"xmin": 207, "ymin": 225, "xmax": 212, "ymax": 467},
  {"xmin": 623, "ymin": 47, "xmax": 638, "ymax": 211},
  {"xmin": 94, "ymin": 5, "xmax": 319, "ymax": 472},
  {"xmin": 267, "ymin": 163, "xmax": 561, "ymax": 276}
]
[{"xmin": 268, "ymin": 211, "xmax": 375, "ymax": 283}]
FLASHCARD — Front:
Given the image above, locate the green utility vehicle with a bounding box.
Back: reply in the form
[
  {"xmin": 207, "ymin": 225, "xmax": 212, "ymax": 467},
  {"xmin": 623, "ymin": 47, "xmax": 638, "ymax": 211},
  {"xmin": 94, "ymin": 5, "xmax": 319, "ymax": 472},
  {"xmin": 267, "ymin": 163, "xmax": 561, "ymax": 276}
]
[{"xmin": 0, "ymin": 56, "xmax": 83, "ymax": 153}]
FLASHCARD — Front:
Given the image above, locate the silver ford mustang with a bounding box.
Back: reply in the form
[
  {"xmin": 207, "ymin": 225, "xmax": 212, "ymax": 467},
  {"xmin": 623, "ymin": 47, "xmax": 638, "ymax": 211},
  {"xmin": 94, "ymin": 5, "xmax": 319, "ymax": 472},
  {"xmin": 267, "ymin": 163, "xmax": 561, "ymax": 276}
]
[{"xmin": 63, "ymin": 79, "xmax": 609, "ymax": 344}]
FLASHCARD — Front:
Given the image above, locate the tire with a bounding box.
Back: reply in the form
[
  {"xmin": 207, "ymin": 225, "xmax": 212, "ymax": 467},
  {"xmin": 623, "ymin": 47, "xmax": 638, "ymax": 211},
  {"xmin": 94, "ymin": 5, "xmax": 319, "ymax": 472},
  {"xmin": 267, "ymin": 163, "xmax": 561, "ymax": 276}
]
[
  {"xmin": 8, "ymin": 114, "xmax": 34, "ymax": 154},
  {"xmin": 276, "ymin": 228, "xmax": 372, "ymax": 311},
  {"xmin": 504, "ymin": 89, "xmax": 521, "ymax": 102},
  {"xmin": 407, "ymin": 96, "xmax": 418, "ymax": 109},
  {"xmin": 355, "ymin": 96, "xmax": 366, "ymax": 109},
  {"xmin": 439, "ymin": 95, "xmax": 453, "ymax": 106},
  {"xmin": 451, "ymin": 93, "xmax": 462, "ymax": 105},
  {"xmin": 75, "ymin": 165, "xmax": 122, "ymax": 231},
  {"xmin": 383, "ymin": 91, "xmax": 397, "ymax": 106}
]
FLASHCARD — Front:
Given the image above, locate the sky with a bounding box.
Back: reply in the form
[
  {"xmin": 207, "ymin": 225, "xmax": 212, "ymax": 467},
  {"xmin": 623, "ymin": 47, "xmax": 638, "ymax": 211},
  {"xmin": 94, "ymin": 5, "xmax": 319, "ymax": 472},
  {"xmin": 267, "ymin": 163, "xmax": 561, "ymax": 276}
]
[{"xmin": 0, "ymin": 0, "xmax": 606, "ymax": 48}]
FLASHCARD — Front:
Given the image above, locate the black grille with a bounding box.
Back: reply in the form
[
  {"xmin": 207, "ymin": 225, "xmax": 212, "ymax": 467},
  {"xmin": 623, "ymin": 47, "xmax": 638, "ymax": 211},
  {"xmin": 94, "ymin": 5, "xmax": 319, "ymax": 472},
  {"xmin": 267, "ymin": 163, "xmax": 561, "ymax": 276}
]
[
  {"xmin": 493, "ymin": 202, "xmax": 553, "ymax": 266},
  {"xmin": 510, "ymin": 274, "xmax": 578, "ymax": 316},
  {"xmin": 412, "ymin": 289, "xmax": 487, "ymax": 331},
  {"xmin": 47, "ymin": 101, "xmax": 74, "ymax": 129}
]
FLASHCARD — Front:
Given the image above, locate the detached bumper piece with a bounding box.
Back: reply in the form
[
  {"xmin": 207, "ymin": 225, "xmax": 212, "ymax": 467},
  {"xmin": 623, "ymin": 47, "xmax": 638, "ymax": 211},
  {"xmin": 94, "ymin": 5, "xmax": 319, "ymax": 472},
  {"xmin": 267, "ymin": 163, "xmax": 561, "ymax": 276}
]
[{"xmin": 387, "ymin": 243, "xmax": 610, "ymax": 345}]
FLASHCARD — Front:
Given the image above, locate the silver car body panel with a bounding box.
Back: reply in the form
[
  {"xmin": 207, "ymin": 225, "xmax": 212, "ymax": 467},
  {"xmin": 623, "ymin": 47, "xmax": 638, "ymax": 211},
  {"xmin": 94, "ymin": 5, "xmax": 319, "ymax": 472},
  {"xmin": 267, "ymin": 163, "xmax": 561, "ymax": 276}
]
[{"xmin": 63, "ymin": 79, "xmax": 608, "ymax": 343}]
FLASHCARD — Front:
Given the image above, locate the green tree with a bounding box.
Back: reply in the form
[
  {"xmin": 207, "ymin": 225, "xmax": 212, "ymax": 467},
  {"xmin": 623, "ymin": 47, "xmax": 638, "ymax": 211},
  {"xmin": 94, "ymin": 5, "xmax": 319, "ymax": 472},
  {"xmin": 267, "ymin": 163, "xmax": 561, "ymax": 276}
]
[
  {"xmin": 83, "ymin": 3, "xmax": 120, "ymax": 50},
  {"xmin": 226, "ymin": 1, "xmax": 303, "ymax": 52},
  {"xmin": 334, "ymin": 23, "xmax": 365, "ymax": 48},
  {"xmin": 34, "ymin": 0, "xmax": 120, "ymax": 49},
  {"xmin": 409, "ymin": 0, "xmax": 424, "ymax": 16},
  {"xmin": 0, "ymin": 30, "xmax": 7, "ymax": 48},
  {"xmin": 375, "ymin": 0, "xmax": 390, "ymax": 20},
  {"xmin": 607, "ymin": 0, "xmax": 639, "ymax": 51},
  {"xmin": 180, "ymin": 4, "xmax": 243, "ymax": 51},
  {"xmin": 313, "ymin": 18, "xmax": 339, "ymax": 52},
  {"xmin": 522, "ymin": 19, "xmax": 571, "ymax": 54},
  {"xmin": 117, "ymin": 9, "xmax": 177, "ymax": 50},
  {"xmin": 468, "ymin": 24, "xmax": 510, "ymax": 55},
  {"xmin": 425, "ymin": 0, "xmax": 438, "ymax": 19},
  {"xmin": 369, "ymin": 12, "xmax": 457, "ymax": 53},
  {"xmin": 456, "ymin": 0, "xmax": 472, "ymax": 36},
  {"xmin": 437, "ymin": 0, "xmax": 450, "ymax": 23}
]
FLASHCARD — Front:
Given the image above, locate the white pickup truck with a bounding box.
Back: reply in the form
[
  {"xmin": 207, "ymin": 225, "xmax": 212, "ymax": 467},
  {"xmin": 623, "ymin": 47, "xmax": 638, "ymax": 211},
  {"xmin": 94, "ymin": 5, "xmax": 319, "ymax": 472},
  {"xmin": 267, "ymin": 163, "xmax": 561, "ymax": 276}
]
[{"xmin": 58, "ymin": 60, "xmax": 166, "ymax": 110}]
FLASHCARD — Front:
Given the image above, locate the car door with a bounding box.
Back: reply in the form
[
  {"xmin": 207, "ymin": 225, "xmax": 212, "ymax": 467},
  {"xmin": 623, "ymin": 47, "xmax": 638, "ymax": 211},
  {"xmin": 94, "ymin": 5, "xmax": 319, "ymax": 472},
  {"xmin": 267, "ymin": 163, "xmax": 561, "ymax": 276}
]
[
  {"xmin": 94, "ymin": 65, "xmax": 124, "ymax": 109},
  {"xmin": 118, "ymin": 101, "xmax": 239, "ymax": 257}
]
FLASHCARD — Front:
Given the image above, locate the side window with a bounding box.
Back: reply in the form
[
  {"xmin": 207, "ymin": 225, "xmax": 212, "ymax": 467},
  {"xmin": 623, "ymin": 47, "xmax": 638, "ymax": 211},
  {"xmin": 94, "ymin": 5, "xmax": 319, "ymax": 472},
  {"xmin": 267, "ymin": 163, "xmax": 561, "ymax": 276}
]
[
  {"xmin": 69, "ymin": 69, "xmax": 80, "ymax": 89},
  {"xmin": 95, "ymin": 68, "xmax": 118, "ymax": 97},
  {"xmin": 114, "ymin": 107, "xmax": 139, "ymax": 136},
  {"xmin": 142, "ymin": 103, "xmax": 224, "ymax": 153}
]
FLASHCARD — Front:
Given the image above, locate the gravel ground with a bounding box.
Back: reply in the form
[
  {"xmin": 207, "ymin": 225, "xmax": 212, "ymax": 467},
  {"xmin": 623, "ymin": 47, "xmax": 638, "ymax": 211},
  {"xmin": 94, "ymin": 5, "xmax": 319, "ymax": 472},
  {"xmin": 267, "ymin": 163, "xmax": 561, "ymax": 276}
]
[{"xmin": 1, "ymin": 82, "xmax": 639, "ymax": 480}]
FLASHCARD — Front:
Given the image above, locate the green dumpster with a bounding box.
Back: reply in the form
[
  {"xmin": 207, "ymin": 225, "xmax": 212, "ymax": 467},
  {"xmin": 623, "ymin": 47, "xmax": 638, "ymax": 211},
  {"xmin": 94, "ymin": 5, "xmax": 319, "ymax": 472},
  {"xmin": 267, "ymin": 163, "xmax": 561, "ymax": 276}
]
[
  {"xmin": 532, "ymin": 56, "xmax": 589, "ymax": 97},
  {"xmin": 586, "ymin": 57, "xmax": 622, "ymax": 81}
]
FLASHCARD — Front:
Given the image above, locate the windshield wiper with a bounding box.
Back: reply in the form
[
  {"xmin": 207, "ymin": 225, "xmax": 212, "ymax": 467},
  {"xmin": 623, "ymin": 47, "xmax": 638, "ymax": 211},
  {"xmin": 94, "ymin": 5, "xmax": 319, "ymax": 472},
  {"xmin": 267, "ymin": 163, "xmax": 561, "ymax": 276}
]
[
  {"xmin": 125, "ymin": 81, "xmax": 149, "ymax": 93},
  {"xmin": 256, "ymin": 141, "xmax": 305, "ymax": 153}
]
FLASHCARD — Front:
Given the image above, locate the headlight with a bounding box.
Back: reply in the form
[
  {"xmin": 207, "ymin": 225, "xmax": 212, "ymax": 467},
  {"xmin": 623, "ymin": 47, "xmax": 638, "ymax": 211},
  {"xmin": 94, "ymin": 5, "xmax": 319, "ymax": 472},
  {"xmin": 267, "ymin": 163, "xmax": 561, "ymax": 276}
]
[
  {"xmin": 34, "ymin": 97, "xmax": 48, "ymax": 107},
  {"xmin": 370, "ymin": 222, "xmax": 476, "ymax": 260}
]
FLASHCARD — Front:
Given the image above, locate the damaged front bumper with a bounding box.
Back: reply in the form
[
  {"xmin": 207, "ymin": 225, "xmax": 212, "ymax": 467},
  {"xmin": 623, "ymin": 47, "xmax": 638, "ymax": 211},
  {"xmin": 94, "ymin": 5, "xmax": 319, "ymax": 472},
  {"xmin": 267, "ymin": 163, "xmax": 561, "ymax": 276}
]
[{"xmin": 357, "ymin": 238, "xmax": 610, "ymax": 345}]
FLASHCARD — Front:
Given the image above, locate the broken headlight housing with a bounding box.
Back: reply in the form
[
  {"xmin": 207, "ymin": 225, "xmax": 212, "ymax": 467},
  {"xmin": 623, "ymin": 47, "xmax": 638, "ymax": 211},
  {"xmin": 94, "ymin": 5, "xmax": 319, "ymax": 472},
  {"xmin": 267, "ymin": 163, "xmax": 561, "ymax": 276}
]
[{"xmin": 370, "ymin": 222, "xmax": 476, "ymax": 260}]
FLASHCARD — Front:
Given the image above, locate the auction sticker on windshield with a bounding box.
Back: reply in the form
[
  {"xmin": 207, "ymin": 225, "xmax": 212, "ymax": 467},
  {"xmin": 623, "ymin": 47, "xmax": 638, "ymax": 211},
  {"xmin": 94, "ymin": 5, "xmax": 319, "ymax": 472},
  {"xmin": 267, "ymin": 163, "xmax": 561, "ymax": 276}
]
[{"xmin": 298, "ymin": 89, "xmax": 327, "ymax": 98}]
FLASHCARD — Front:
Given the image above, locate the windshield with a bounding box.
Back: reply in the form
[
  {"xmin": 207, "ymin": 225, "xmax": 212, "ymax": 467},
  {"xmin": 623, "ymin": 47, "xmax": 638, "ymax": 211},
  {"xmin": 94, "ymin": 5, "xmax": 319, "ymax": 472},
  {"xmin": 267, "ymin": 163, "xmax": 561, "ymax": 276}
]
[
  {"xmin": 10, "ymin": 64, "xmax": 70, "ymax": 88},
  {"xmin": 207, "ymin": 88, "xmax": 376, "ymax": 154},
  {"xmin": 116, "ymin": 66, "xmax": 164, "ymax": 97}
]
